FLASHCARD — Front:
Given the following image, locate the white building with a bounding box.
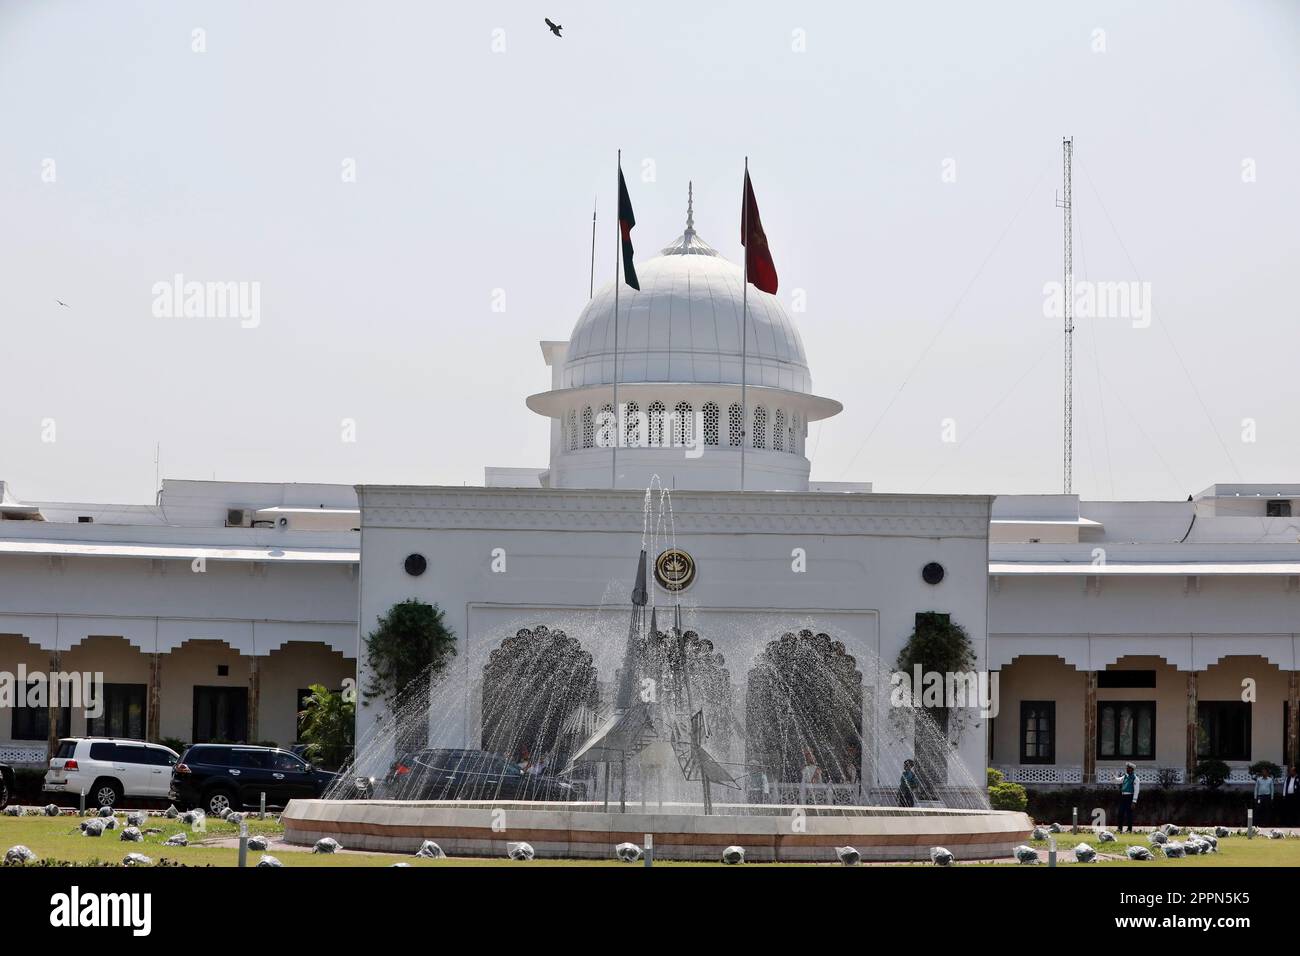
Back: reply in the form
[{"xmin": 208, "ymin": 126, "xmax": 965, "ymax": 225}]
[
  {"xmin": 990, "ymin": 485, "xmax": 1300, "ymax": 787},
  {"xmin": 0, "ymin": 480, "xmax": 357, "ymax": 765},
  {"xmin": 3, "ymin": 196, "xmax": 1296, "ymax": 799},
  {"xmin": 354, "ymin": 205, "xmax": 993, "ymax": 798}
]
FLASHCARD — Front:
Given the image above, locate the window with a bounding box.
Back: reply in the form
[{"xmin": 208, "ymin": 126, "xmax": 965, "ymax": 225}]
[
  {"xmin": 674, "ymin": 401, "xmax": 693, "ymax": 446},
  {"xmin": 581, "ymin": 406, "xmax": 594, "ymax": 449},
  {"xmin": 773, "ymin": 409, "xmax": 785, "ymax": 451},
  {"xmin": 789, "ymin": 412, "xmax": 797, "ymax": 453},
  {"xmin": 728, "ymin": 403, "xmax": 743, "ymax": 447},
  {"xmin": 11, "ymin": 680, "xmax": 71, "ymax": 741},
  {"xmin": 753, "ymin": 406, "xmax": 767, "ymax": 449},
  {"xmin": 230, "ymin": 748, "xmax": 270, "ymax": 769},
  {"xmin": 116, "ymin": 744, "xmax": 172, "ymax": 767},
  {"xmin": 86, "ymin": 683, "xmax": 146, "ymax": 739},
  {"xmin": 702, "ymin": 402, "xmax": 719, "ymax": 446},
  {"xmin": 567, "ymin": 410, "xmax": 578, "ymax": 451},
  {"xmin": 88, "ymin": 742, "xmax": 119, "ymax": 761},
  {"xmin": 1020, "ymin": 701, "xmax": 1056, "ymax": 764},
  {"xmin": 1097, "ymin": 670, "xmax": 1157, "ymax": 689},
  {"xmin": 1266, "ymin": 500, "xmax": 1292, "ymax": 518},
  {"xmin": 270, "ymin": 750, "xmax": 307, "ymax": 772},
  {"xmin": 597, "ymin": 403, "xmax": 615, "ymax": 448},
  {"xmin": 624, "ymin": 401, "xmax": 640, "ymax": 447},
  {"xmin": 648, "ymin": 401, "xmax": 665, "ymax": 446},
  {"xmin": 1097, "ymin": 701, "xmax": 1156, "ymax": 760},
  {"xmin": 192, "ymin": 686, "xmax": 249, "ymax": 743},
  {"xmin": 1197, "ymin": 701, "xmax": 1251, "ymax": 761}
]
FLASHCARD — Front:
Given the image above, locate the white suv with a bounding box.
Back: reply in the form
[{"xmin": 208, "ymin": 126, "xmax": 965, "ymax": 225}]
[{"xmin": 44, "ymin": 738, "xmax": 179, "ymax": 808}]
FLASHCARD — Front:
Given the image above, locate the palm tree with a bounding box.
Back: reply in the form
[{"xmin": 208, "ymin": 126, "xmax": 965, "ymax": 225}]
[{"xmin": 297, "ymin": 684, "xmax": 355, "ymax": 771}]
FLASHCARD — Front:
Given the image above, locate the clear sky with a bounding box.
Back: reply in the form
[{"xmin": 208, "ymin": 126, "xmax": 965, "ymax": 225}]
[{"xmin": 2, "ymin": 0, "xmax": 1297, "ymax": 504}]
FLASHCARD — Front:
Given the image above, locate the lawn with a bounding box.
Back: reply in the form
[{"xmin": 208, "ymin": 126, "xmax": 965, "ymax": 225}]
[
  {"xmin": 0, "ymin": 814, "xmax": 443, "ymax": 868},
  {"xmin": 1026, "ymin": 829, "xmax": 1300, "ymax": 867},
  {"xmin": 4, "ymin": 814, "xmax": 1300, "ymax": 867}
]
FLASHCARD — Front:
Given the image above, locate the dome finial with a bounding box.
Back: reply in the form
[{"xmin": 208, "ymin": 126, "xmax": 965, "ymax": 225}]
[{"xmin": 685, "ymin": 181, "xmax": 695, "ymax": 238}]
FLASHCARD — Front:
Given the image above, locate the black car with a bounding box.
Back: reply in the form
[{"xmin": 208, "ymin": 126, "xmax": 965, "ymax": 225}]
[
  {"xmin": 0, "ymin": 763, "xmax": 13, "ymax": 809},
  {"xmin": 171, "ymin": 744, "xmax": 337, "ymax": 815},
  {"xmin": 379, "ymin": 749, "xmax": 580, "ymax": 802}
]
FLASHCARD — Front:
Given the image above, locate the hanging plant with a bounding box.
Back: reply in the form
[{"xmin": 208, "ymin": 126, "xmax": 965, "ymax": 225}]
[
  {"xmin": 362, "ymin": 599, "xmax": 457, "ymax": 708},
  {"xmin": 891, "ymin": 613, "xmax": 976, "ymax": 793}
]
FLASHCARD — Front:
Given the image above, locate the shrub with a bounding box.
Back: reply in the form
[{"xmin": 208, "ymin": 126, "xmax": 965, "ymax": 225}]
[
  {"xmin": 989, "ymin": 781, "xmax": 1028, "ymax": 812},
  {"xmin": 1194, "ymin": 759, "xmax": 1231, "ymax": 789},
  {"xmin": 297, "ymin": 684, "xmax": 355, "ymax": 771},
  {"xmin": 987, "ymin": 767, "xmax": 1006, "ymax": 787},
  {"xmin": 363, "ymin": 599, "xmax": 457, "ymax": 707},
  {"xmin": 1155, "ymin": 766, "xmax": 1181, "ymax": 790},
  {"xmin": 159, "ymin": 737, "xmax": 189, "ymax": 755},
  {"xmin": 1248, "ymin": 760, "xmax": 1282, "ymax": 780}
]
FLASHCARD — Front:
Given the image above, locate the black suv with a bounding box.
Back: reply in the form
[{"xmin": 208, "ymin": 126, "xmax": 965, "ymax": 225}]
[
  {"xmin": 0, "ymin": 762, "xmax": 13, "ymax": 809},
  {"xmin": 171, "ymin": 745, "xmax": 337, "ymax": 814},
  {"xmin": 378, "ymin": 749, "xmax": 580, "ymax": 802}
]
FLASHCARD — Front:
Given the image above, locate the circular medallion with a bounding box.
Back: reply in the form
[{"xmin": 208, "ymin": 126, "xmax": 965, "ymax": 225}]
[
  {"xmin": 921, "ymin": 561, "xmax": 945, "ymax": 585},
  {"xmin": 654, "ymin": 548, "xmax": 696, "ymax": 592},
  {"xmin": 404, "ymin": 553, "xmax": 428, "ymax": 576}
]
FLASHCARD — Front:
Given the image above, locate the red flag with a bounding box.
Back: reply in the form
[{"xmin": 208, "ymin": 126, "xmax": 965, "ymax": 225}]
[{"xmin": 741, "ymin": 169, "xmax": 778, "ymax": 294}]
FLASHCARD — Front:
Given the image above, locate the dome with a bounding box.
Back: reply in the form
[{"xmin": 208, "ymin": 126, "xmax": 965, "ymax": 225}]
[{"xmin": 560, "ymin": 203, "xmax": 812, "ymax": 394}]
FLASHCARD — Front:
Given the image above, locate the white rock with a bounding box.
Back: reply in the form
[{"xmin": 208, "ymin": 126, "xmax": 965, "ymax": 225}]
[
  {"xmin": 1127, "ymin": 845, "xmax": 1153, "ymax": 860},
  {"xmin": 507, "ymin": 841, "xmax": 535, "ymax": 861},
  {"xmin": 836, "ymin": 846, "xmax": 861, "ymax": 866},
  {"xmin": 257, "ymin": 855, "xmax": 283, "ymax": 867},
  {"xmin": 313, "ymin": 837, "xmax": 342, "ymax": 854},
  {"xmin": 247, "ymin": 835, "xmax": 269, "ymax": 851},
  {"xmin": 163, "ymin": 833, "xmax": 188, "ymax": 847},
  {"xmin": 1014, "ymin": 845, "xmax": 1039, "ymax": 864},
  {"xmin": 126, "ymin": 812, "xmax": 145, "ymax": 827},
  {"xmin": 98, "ymin": 806, "xmax": 114, "ymax": 818},
  {"xmin": 1148, "ymin": 830, "xmax": 1168, "ymax": 844},
  {"xmin": 614, "ymin": 842, "xmax": 641, "ymax": 863},
  {"xmin": 164, "ymin": 806, "xmax": 179, "ymax": 818},
  {"xmin": 4, "ymin": 845, "xmax": 36, "ymax": 865},
  {"xmin": 721, "ymin": 845, "xmax": 745, "ymax": 865},
  {"xmin": 122, "ymin": 852, "xmax": 152, "ymax": 866},
  {"xmin": 119, "ymin": 826, "xmax": 143, "ymax": 842},
  {"xmin": 1163, "ymin": 841, "xmax": 1185, "ymax": 858},
  {"xmin": 929, "ymin": 846, "xmax": 954, "ymax": 866},
  {"xmin": 43, "ymin": 805, "xmax": 60, "ymax": 817},
  {"xmin": 1074, "ymin": 843, "xmax": 1097, "ymax": 863},
  {"xmin": 1097, "ymin": 830, "xmax": 1116, "ymax": 843}
]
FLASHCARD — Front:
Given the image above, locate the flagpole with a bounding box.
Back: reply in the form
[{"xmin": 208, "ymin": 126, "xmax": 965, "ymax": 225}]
[
  {"xmin": 589, "ymin": 196, "xmax": 597, "ymax": 300},
  {"xmin": 740, "ymin": 156, "xmax": 748, "ymax": 493},
  {"xmin": 612, "ymin": 150, "xmax": 620, "ymax": 490}
]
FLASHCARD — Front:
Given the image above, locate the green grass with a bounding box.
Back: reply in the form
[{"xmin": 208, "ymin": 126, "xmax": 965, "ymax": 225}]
[
  {"xmin": 0, "ymin": 815, "xmax": 443, "ymax": 868},
  {"xmin": 1027, "ymin": 829, "xmax": 1300, "ymax": 867},
  {"xmin": 5, "ymin": 814, "xmax": 1299, "ymax": 867}
]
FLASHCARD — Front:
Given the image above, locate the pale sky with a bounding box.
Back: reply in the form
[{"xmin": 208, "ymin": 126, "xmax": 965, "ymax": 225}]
[{"xmin": 2, "ymin": 0, "xmax": 1297, "ymax": 504}]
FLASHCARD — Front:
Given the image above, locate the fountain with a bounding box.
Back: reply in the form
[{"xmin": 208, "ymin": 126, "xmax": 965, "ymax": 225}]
[{"xmin": 282, "ymin": 483, "xmax": 1032, "ymax": 862}]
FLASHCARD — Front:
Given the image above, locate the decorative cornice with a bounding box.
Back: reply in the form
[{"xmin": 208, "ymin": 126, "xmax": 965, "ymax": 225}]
[{"xmin": 356, "ymin": 486, "xmax": 991, "ymax": 537}]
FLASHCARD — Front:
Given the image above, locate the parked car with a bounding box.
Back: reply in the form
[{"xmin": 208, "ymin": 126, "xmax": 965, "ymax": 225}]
[
  {"xmin": 377, "ymin": 749, "xmax": 581, "ymax": 802},
  {"xmin": 0, "ymin": 763, "xmax": 13, "ymax": 809},
  {"xmin": 43, "ymin": 738, "xmax": 179, "ymax": 808},
  {"xmin": 171, "ymin": 744, "xmax": 338, "ymax": 814}
]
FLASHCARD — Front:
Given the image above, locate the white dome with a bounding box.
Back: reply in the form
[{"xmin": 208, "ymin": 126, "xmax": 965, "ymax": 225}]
[{"xmin": 560, "ymin": 225, "xmax": 812, "ymax": 393}]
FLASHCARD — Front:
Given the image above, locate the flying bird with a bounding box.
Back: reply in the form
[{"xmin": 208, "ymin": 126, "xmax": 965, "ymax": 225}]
[
  {"xmin": 545, "ymin": 18, "xmax": 562, "ymax": 37},
  {"xmin": 56, "ymin": 299, "xmax": 69, "ymax": 307}
]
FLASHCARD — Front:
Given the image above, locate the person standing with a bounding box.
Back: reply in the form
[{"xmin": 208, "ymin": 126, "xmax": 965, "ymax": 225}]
[
  {"xmin": 1254, "ymin": 769, "xmax": 1275, "ymax": 826},
  {"xmin": 1115, "ymin": 763, "xmax": 1140, "ymax": 832},
  {"xmin": 898, "ymin": 758, "xmax": 919, "ymax": 808},
  {"xmin": 1282, "ymin": 766, "xmax": 1300, "ymax": 826},
  {"xmin": 799, "ymin": 749, "xmax": 823, "ymax": 804}
]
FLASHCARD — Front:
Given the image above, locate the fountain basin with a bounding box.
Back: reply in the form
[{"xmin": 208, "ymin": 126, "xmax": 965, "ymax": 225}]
[{"xmin": 282, "ymin": 799, "xmax": 1032, "ymax": 862}]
